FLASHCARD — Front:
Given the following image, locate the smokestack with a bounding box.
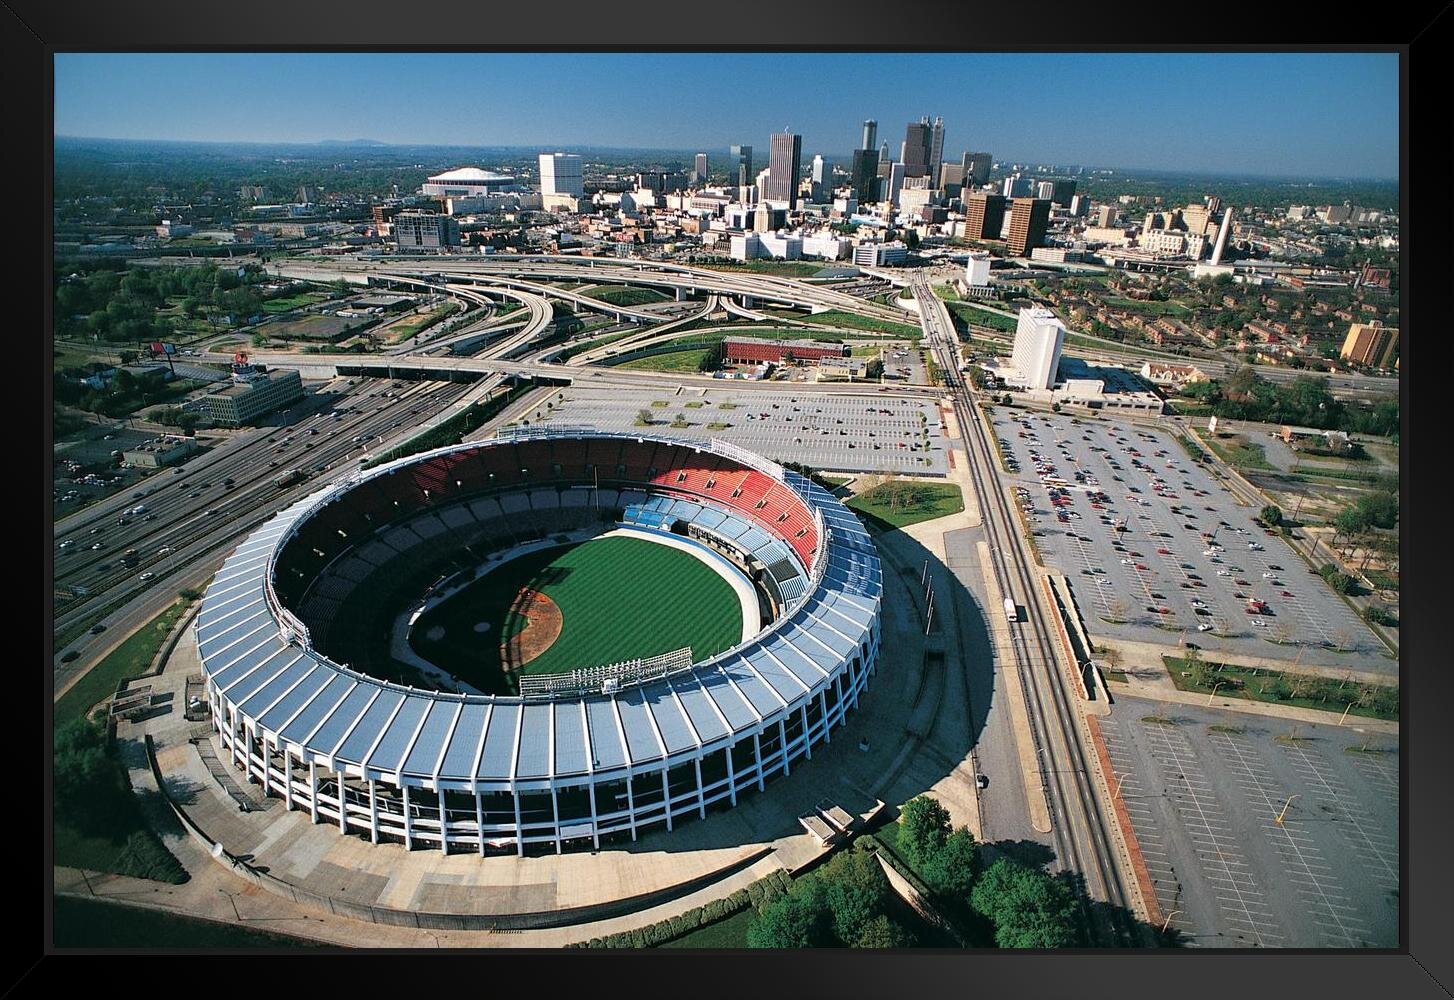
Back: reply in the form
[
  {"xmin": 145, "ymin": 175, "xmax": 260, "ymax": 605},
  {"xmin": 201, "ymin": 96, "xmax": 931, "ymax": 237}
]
[{"xmin": 1210, "ymin": 207, "xmax": 1233, "ymax": 265}]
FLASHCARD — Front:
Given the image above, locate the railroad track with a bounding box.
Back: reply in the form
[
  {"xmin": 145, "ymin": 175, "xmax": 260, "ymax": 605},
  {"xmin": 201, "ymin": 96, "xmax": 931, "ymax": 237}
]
[{"xmin": 914, "ymin": 281, "xmax": 1143, "ymax": 947}]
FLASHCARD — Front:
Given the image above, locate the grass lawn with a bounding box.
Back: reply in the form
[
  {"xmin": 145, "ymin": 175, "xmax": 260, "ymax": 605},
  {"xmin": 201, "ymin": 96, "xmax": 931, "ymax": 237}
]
[
  {"xmin": 556, "ymin": 328, "xmax": 641, "ymax": 360},
  {"xmin": 659, "ymin": 906, "xmax": 757, "ymax": 948},
  {"xmin": 55, "ymin": 598, "xmax": 194, "ymax": 727},
  {"xmin": 1163, "ymin": 655, "xmax": 1398, "ymax": 720},
  {"xmin": 698, "ymin": 260, "xmax": 829, "ymax": 279},
  {"xmin": 582, "ymin": 285, "xmax": 671, "ymax": 306},
  {"xmin": 53, "ymin": 342, "xmax": 121, "ymax": 373},
  {"xmin": 383, "ymin": 302, "xmax": 460, "ymax": 344},
  {"xmin": 260, "ymin": 313, "xmax": 364, "ymax": 341},
  {"xmin": 1203, "ymin": 433, "xmax": 1274, "ymax": 471},
  {"xmin": 792, "ymin": 311, "xmax": 922, "ymax": 338},
  {"xmin": 1103, "ymin": 296, "xmax": 1191, "ymax": 316},
  {"xmin": 1365, "ymin": 570, "xmax": 1399, "ymax": 591},
  {"xmin": 1285, "ymin": 467, "xmax": 1382, "ymax": 485},
  {"xmin": 947, "ymin": 302, "xmax": 1018, "ymax": 332},
  {"xmin": 410, "ymin": 537, "xmax": 742, "ymax": 692},
  {"xmin": 932, "ymin": 284, "xmax": 961, "ymax": 301},
  {"xmin": 53, "ymin": 896, "xmax": 324, "ymax": 949},
  {"xmin": 618, "ymin": 349, "xmax": 711, "ymax": 373},
  {"xmin": 260, "ymin": 293, "xmax": 326, "ymax": 314},
  {"xmin": 847, "ymin": 482, "xmax": 965, "ymax": 529}
]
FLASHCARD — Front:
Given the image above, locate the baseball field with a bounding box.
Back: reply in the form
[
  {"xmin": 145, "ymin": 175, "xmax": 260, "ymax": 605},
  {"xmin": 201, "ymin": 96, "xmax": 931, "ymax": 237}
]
[{"xmin": 408, "ymin": 535, "xmax": 744, "ymax": 694}]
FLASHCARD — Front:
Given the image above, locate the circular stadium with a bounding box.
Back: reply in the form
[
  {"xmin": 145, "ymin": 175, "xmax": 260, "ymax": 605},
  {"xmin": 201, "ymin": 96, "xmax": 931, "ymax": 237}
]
[{"xmin": 194, "ymin": 427, "xmax": 882, "ymax": 855}]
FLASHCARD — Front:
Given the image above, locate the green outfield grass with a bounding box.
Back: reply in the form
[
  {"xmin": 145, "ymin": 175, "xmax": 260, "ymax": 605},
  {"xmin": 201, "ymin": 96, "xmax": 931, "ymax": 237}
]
[{"xmin": 409, "ymin": 536, "xmax": 742, "ymax": 693}]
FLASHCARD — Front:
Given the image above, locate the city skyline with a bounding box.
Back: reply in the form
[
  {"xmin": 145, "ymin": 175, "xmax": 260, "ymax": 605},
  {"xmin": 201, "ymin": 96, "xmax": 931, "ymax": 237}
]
[{"xmin": 54, "ymin": 52, "xmax": 1399, "ymax": 179}]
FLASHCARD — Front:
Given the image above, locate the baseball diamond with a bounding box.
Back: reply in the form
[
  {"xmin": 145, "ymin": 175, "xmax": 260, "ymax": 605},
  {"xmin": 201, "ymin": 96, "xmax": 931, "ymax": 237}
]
[{"xmin": 195, "ymin": 429, "xmax": 882, "ymax": 856}]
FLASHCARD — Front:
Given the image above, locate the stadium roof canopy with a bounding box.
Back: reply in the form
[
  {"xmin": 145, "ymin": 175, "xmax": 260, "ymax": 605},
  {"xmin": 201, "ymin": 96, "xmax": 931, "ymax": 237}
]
[
  {"xmin": 426, "ymin": 167, "xmax": 513, "ymax": 183},
  {"xmin": 196, "ymin": 435, "xmax": 882, "ymax": 791}
]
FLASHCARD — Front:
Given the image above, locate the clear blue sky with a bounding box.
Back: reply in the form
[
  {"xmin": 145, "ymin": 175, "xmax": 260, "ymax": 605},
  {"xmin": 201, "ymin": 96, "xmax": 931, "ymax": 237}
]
[{"xmin": 54, "ymin": 52, "xmax": 1398, "ymax": 179}]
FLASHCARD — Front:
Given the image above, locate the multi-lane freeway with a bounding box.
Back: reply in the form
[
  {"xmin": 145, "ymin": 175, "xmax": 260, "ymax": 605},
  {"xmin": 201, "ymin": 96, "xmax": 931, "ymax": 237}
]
[{"xmin": 52, "ymin": 376, "xmax": 484, "ymax": 694}]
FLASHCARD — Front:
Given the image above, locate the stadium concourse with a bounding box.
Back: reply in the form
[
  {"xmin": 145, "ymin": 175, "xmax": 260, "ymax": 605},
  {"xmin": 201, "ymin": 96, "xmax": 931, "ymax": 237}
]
[{"xmin": 195, "ymin": 428, "xmax": 882, "ymax": 856}]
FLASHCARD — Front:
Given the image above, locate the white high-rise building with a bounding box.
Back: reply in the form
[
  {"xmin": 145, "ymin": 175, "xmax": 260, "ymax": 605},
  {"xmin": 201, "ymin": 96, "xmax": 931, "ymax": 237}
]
[
  {"xmin": 538, "ymin": 153, "xmax": 583, "ymax": 197},
  {"xmin": 1010, "ymin": 306, "xmax": 1067, "ymax": 390},
  {"xmin": 965, "ymin": 253, "xmax": 992, "ymax": 287},
  {"xmin": 884, "ymin": 162, "xmax": 906, "ymax": 209}
]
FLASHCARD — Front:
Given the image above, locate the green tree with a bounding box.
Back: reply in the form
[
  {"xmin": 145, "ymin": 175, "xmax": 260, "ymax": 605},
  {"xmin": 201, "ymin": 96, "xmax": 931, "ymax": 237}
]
[
  {"xmin": 897, "ymin": 795, "xmax": 953, "ymax": 870},
  {"xmin": 746, "ymin": 886, "xmax": 832, "ymax": 949},
  {"xmin": 970, "ymin": 859, "xmax": 1081, "ymax": 949},
  {"xmin": 918, "ymin": 827, "xmax": 980, "ymax": 898},
  {"xmin": 854, "ymin": 914, "xmax": 918, "ymax": 949},
  {"xmin": 698, "ymin": 340, "xmax": 727, "ymax": 372},
  {"xmin": 1356, "ymin": 490, "xmax": 1398, "ymax": 530},
  {"xmin": 53, "ymin": 718, "xmax": 112, "ymax": 822},
  {"xmin": 865, "ymin": 357, "xmax": 885, "ymax": 380},
  {"xmin": 1334, "ymin": 505, "xmax": 1371, "ymax": 540},
  {"xmin": 1260, "ymin": 505, "xmax": 1283, "ymax": 527},
  {"xmin": 818, "ymin": 849, "xmax": 893, "ymax": 945}
]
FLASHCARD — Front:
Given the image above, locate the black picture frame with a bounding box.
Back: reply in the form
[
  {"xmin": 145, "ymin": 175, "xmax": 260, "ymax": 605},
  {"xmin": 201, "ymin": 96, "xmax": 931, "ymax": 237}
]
[{"xmin": 19, "ymin": 2, "xmax": 1451, "ymax": 996}]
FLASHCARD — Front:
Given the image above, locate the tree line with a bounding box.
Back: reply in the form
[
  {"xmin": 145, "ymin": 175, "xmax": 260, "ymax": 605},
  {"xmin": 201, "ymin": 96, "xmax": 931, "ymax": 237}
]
[{"xmin": 1178, "ymin": 368, "xmax": 1397, "ymax": 438}]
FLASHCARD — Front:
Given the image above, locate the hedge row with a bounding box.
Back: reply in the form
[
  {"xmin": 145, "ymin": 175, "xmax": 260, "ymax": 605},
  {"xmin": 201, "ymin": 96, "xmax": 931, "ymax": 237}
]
[{"xmin": 568, "ymin": 868, "xmax": 793, "ymax": 948}]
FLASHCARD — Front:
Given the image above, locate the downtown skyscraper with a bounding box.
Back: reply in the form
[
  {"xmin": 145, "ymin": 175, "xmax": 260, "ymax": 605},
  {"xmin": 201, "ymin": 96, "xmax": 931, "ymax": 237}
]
[{"xmin": 766, "ymin": 131, "xmax": 802, "ymax": 208}]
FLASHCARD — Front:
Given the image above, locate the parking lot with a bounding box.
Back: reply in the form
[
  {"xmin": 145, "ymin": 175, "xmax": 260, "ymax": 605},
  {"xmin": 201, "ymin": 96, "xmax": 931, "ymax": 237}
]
[
  {"xmin": 538, "ymin": 387, "xmax": 950, "ymax": 476},
  {"xmin": 989, "ymin": 411, "xmax": 1391, "ymax": 673},
  {"xmin": 1101, "ymin": 695, "xmax": 1398, "ymax": 948}
]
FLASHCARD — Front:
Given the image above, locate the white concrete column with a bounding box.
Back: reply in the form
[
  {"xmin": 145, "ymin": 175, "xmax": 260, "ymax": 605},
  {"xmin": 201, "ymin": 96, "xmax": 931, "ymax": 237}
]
[
  {"xmin": 662, "ymin": 770, "xmax": 673, "ymax": 832},
  {"xmin": 338, "ymin": 774, "xmax": 349, "ymax": 833},
  {"xmin": 694, "ymin": 756, "xmax": 706, "ymax": 819},
  {"xmin": 402, "ymin": 784, "xmax": 413, "ymax": 851},
  {"xmin": 588, "ymin": 783, "xmax": 601, "ymax": 851},
  {"xmin": 306, "ymin": 762, "xmax": 319, "ymax": 823},
  {"xmin": 753, "ymin": 733, "xmax": 766, "ymax": 792},
  {"xmin": 820, "ymin": 689, "xmax": 831, "ymax": 743},
  {"xmin": 512, "ymin": 786, "xmax": 524, "ymax": 857},
  {"xmin": 369, "ymin": 780, "xmax": 380, "ymax": 844},
  {"xmin": 283, "ymin": 749, "xmax": 295, "ymax": 811},
  {"xmin": 242, "ymin": 725, "xmax": 256, "ymax": 784},
  {"xmin": 725, "ymin": 745, "xmax": 739, "ymax": 806},
  {"xmin": 260, "ymin": 737, "xmax": 272, "ymax": 796},
  {"xmin": 801, "ymin": 704, "xmax": 812, "ymax": 760},
  {"xmin": 779, "ymin": 719, "xmax": 791, "ymax": 777},
  {"xmin": 475, "ymin": 790, "xmax": 485, "ymax": 857},
  {"xmin": 626, "ymin": 774, "xmax": 638, "ymax": 841},
  {"xmin": 550, "ymin": 784, "xmax": 562, "ymax": 855},
  {"xmin": 437, "ymin": 789, "xmax": 449, "ymax": 855}
]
